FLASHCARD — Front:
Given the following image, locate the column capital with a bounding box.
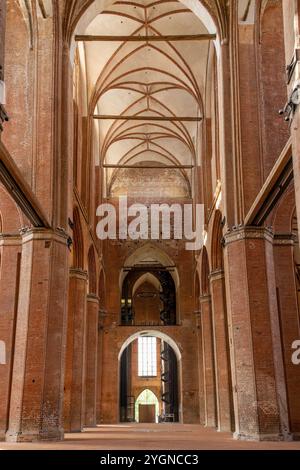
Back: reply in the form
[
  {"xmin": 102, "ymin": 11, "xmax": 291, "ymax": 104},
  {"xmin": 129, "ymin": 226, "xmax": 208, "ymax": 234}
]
[
  {"xmin": 199, "ymin": 294, "xmax": 211, "ymax": 304},
  {"xmin": 224, "ymin": 226, "xmax": 273, "ymax": 246},
  {"xmin": 98, "ymin": 309, "xmax": 107, "ymax": 329},
  {"xmin": 0, "ymin": 233, "xmax": 21, "ymax": 246},
  {"xmin": 19, "ymin": 227, "xmax": 70, "ymax": 246},
  {"xmin": 209, "ymin": 269, "xmax": 224, "ymax": 281},
  {"xmin": 69, "ymin": 267, "xmax": 88, "ymax": 280},
  {"xmin": 87, "ymin": 293, "xmax": 100, "ymax": 303},
  {"xmin": 273, "ymin": 233, "xmax": 296, "ymax": 246}
]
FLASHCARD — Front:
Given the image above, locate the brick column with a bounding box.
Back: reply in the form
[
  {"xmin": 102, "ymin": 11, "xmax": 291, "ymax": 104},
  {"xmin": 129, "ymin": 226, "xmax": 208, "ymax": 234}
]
[
  {"xmin": 0, "ymin": 0, "xmax": 8, "ymax": 132},
  {"xmin": 195, "ymin": 310, "xmax": 205, "ymax": 425},
  {"xmin": 283, "ymin": 4, "xmax": 300, "ymax": 243},
  {"xmin": 273, "ymin": 234, "xmax": 300, "ymax": 438},
  {"xmin": 0, "ymin": 0, "xmax": 5, "ymax": 82},
  {"xmin": 210, "ymin": 269, "xmax": 233, "ymax": 432},
  {"xmin": 200, "ymin": 294, "xmax": 217, "ymax": 427},
  {"xmin": 96, "ymin": 309, "xmax": 105, "ymax": 423},
  {"xmin": 84, "ymin": 294, "xmax": 99, "ymax": 426},
  {"xmin": 64, "ymin": 268, "xmax": 87, "ymax": 433},
  {"xmin": 224, "ymin": 227, "xmax": 282, "ymax": 441},
  {"xmin": 291, "ymin": 111, "xmax": 300, "ymax": 242},
  {"xmin": 5, "ymin": 228, "xmax": 69, "ymax": 442},
  {"xmin": 96, "ymin": 308, "xmax": 107, "ymax": 423},
  {"xmin": 0, "ymin": 235, "xmax": 21, "ymax": 439}
]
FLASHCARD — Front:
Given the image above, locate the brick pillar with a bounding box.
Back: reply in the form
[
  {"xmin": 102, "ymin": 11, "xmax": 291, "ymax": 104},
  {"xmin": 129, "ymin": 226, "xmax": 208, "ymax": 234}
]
[
  {"xmin": 84, "ymin": 294, "xmax": 99, "ymax": 427},
  {"xmin": 287, "ymin": 0, "xmax": 300, "ymax": 244},
  {"xmin": 5, "ymin": 228, "xmax": 69, "ymax": 442},
  {"xmin": 64, "ymin": 268, "xmax": 87, "ymax": 433},
  {"xmin": 224, "ymin": 227, "xmax": 282, "ymax": 441},
  {"xmin": 210, "ymin": 269, "xmax": 233, "ymax": 432},
  {"xmin": 0, "ymin": 0, "xmax": 5, "ymax": 79},
  {"xmin": 273, "ymin": 234, "xmax": 300, "ymax": 438},
  {"xmin": 200, "ymin": 294, "xmax": 217, "ymax": 427},
  {"xmin": 291, "ymin": 111, "xmax": 300, "ymax": 243},
  {"xmin": 0, "ymin": 235, "xmax": 21, "ymax": 439},
  {"xmin": 96, "ymin": 309, "xmax": 105, "ymax": 423},
  {"xmin": 195, "ymin": 311, "xmax": 205, "ymax": 425},
  {"xmin": 0, "ymin": 0, "xmax": 7, "ymax": 132}
]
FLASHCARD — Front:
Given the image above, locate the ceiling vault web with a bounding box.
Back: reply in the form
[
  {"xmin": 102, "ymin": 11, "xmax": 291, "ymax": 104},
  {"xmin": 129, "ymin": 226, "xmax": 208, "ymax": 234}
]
[{"xmin": 72, "ymin": 0, "xmax": 216, "ymax": 197}]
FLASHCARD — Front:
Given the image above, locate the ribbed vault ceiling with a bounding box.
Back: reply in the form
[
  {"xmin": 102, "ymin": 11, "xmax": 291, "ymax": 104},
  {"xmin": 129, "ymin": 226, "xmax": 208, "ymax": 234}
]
[{"xmin": 77, "ymin": 0, "xmax": 215, "ymax": 197}]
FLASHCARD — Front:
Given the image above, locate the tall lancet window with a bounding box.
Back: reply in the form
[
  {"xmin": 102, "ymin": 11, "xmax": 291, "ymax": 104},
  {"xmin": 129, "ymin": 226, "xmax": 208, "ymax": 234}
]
[{"xmin": 138, "ymin": 337, "xmax": 157, "ymax": 377}]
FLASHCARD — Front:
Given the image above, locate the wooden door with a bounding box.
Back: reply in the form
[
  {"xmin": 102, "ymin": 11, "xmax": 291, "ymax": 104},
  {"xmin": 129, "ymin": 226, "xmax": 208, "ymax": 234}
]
[{"xmin": 139, "ymin": 404, "xmax": 156, "ymax": 423}]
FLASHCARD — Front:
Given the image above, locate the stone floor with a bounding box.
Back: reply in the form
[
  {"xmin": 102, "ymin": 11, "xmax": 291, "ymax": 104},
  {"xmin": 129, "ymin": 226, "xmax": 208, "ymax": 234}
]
[{"xmin": 1, "ymin": 424, "xmax": 300, "ymax": 450}]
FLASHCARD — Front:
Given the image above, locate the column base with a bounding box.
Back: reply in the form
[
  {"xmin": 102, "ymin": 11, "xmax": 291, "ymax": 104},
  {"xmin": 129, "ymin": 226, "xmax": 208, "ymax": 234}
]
[
  {"xmin": 204, "ymin": 424, "xmax": 217, "ymax": 430},
  {"xmin": 217, "ymin": 425, "xmax": 233, "ymax": 433},
  {"xmin": 84, "ymin": 421, "xmax": 97, "ymax": 428},
  {"xmin": 5, "ymin": 429, "xmax": 64, "ymax": 443},
  {"xmin": 64, "ymin": 428, "xmax": 82, "ymax": 434},
  {"xmin": 233, "ymin": 431, "xmax": 284, "ymax": 442}
]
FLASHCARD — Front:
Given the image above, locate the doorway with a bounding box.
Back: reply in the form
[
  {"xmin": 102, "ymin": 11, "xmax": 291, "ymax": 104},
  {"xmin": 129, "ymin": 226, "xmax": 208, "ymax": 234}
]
[
  {"xmin": 119, "ymin": 332, "xmax": 181, "ymax": 423},
  {"xmin": 135, "ymin": 389, "xmax": 159, "ymax": 423}
]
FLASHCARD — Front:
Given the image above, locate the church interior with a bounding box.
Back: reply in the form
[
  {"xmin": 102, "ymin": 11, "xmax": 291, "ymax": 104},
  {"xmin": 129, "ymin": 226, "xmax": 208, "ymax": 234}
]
[{"xmin": 0, "ymin": 0, "xmax": 300, "ymax": 450}]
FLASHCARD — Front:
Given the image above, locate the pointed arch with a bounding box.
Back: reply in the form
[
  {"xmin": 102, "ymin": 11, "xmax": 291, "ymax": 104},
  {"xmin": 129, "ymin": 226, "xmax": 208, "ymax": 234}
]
[
  {"xmin": 199, "ymin": 247, "xmax": 210, "ymax": 296},
  {"xmin": 257, "ymin": 0, "xmax": 289, "ymax": 179},
  {"xmin": 0, "ymin": 185, "xmax": 23, "ymax": 232},
  {"xmin": 211, "ymin": 209, "xmax": 223, "ymax": 271},
  {"xmin": 271, "ymin": 187, "xmax": 296, "ymax": 234},
  {"xmin": 135, "ymin": 388, "xmax": 160, "ymax": 423},
  {"xmin": 88, "ymin": 245, "xmax": 97, "ymax": 294},
  {"xmin": 72, "ymin": 207, "xmax": 84, "ymax": 269},
  {"xmin": 194, "ymin": 269, "xmax": 200, "ymax": 311},
  {"xmin": 132, "ymin": 272, "xmax": 162, "ymax": 298},
  {"xmin": 121, "ymin": 242, "xmax": 179, "ymax": 290},
  {"xmin": 119, "ymin": 330, "xmax": 181, "ymax": 362}
]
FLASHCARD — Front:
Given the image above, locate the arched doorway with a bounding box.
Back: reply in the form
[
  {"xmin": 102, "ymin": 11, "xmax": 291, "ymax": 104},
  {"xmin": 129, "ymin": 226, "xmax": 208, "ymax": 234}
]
[
  {"xmin": 119, "ymin": 331, "xmax": 181, "ymax": 424},
  {"xmin": 135, "ymin": 389, "xmax": 160, "ymax": 423}
]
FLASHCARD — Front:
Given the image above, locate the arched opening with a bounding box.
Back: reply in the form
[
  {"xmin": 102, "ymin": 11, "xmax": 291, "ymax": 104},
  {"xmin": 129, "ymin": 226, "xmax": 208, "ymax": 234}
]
[
  {"xmin": 198, "ymin": 246, "xmax": 217, "ymax": 428},
  {"xmin": 211, "ymin": 209, "xmax": 223, "ymax": 271},
  {"xmin": 271, "ymin": 187, "xmax": 300, "ymax": 436},
  {"xmin": 209, "ymin": 210, "xmax": 234, "ymax": 432},
  {"xmin": 194, "ymin": 269, "xmax": 205, "ymax": 425},
  {"xmin": 121, "ymin": 270, "xmax": 176, "ymax": 326},
  {"xmin": 119, "ymin": 331, "xmax": 181, "ymax": 424},
  {"xmin": 135, "ymin": 389, "xmax": 160, "ymax": 423},
  {"xmin": 257, "ymin": 0, "xmax": 289, "ymax": 180},
  {"xmin": 120, "ymin": 244, "xmax": 179, "ymax": 326},
  {"xmin": 200, "ymin": 246, "xmax": 210, "ymax": 297},
  {"xmin": 0, "ymin": 186, "xmax": 22, "ymax": 437},
  {"xmin": 2, "ymin": 0, "xmax": 35, "ymax": 183}
]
